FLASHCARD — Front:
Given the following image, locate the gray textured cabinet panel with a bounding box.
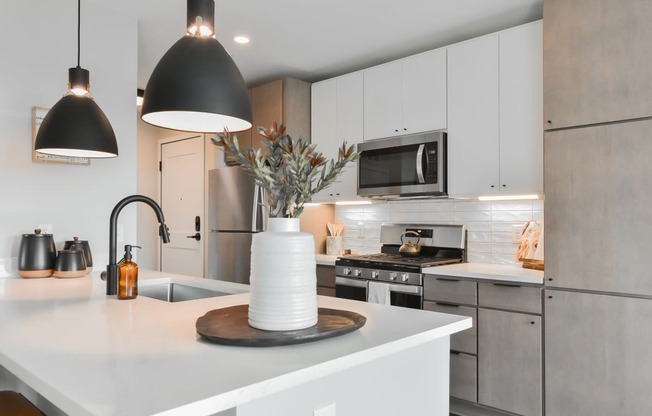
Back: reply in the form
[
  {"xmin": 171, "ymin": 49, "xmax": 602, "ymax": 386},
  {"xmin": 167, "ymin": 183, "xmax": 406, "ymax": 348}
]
[
  {"xmin": 478, "ymin": 309, "xmax": 541, "ymax": 416},
  {"xmin": 478, "ymin": 282, "xmax": 541, "ymax": 314},
  {"xmin": 424, "ymin": 301, "xmax": 477, "ymax": 354},
  {"xmin": 450, "ymin": 353, "xmax": 477, "ymax": 403},
  {"xmin": 544, "ymin": 120, "xmax": 652, "ymax": 296},
  {"xmin": 545, "ymin": 290, "xmax": 652, "ymax": 416},
  {"xmin": 424, "ymin": 276, "xmax": 477, "ymax": 305},
  {"xmin": 543, "ymin": 0, "xmax": 652, "ymax": 129},
  {"xmin": 316, "ymin": 265, "xmax": 335, "ymax": 297}
]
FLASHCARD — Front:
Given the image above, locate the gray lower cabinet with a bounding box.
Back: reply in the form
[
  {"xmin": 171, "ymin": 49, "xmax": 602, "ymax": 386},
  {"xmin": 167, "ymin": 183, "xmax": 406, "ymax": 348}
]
[
  {"xmin": 478, "ymin": 309, "xmax": 542, "ymax": 416},
  {"xmin": 545, "ymin": 289, "xmax": 652, "ymax": 416},
  {"xmin": 316, "ymin": 265, "xmax": 335, "ymax": 297},
  {"xmin": 426, "ymin": 274, "xmax": 543, "ymax": 416}
]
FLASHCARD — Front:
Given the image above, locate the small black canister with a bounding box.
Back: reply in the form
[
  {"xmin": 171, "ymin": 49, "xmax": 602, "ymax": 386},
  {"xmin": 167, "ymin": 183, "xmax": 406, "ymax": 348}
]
[
  {"xmin": 18, "ymin": 229, "xmax": 57, "ymax": 278},
  {"xmin": 64, "ymin": 236, "xmax": 93, "ymax": 273}
]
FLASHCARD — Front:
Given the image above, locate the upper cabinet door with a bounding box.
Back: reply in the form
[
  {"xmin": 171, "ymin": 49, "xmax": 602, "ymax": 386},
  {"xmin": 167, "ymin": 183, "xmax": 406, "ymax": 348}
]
[
  {"xmin": 499, "ymin": 21, "xmax": 543, "ymax": 194},
  {"xmin": 311, "ymin": 79, "xmax": 339, "ymax": 202},
  {"xmin": 447, "ymin": 34, "xmax": 500, "ymax": 197},
  {"xmin": 336, "ymin": 72, "xmax": 364, "ymax": 200},
  {"xmin": 363, "ymin": 62, "xmax": 403, "ymax": 140},
  {"xmin": 402, "ymin": 48, "xmax": 447, "ymax": 135},
  {"xmin": 544, "ymin": 0, "xmax": 652, "ymax": 130}
]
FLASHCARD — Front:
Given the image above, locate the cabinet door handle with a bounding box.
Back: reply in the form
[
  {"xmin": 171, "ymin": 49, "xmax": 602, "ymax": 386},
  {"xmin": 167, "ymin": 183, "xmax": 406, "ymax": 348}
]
[
  {"xmin": 434, "ymin": 301, "xmax": 460, "ymax": 308},
  {"xmin": 492, "ymin": 283, "xmax": 522, "ymax": 288}
]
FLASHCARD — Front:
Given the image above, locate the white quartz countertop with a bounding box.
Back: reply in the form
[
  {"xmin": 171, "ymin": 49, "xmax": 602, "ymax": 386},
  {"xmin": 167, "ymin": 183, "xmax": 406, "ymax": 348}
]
[
  {"xmin": 423, "ymin": 263, "xmax": 544, "ymax": 285},
  {"xmin": 315, "ymin": 254, "xmax": 338, "ymax": 266},
  {"xmin": 0, "ymin": 270, "xmax": 470, "ymax": 416}
]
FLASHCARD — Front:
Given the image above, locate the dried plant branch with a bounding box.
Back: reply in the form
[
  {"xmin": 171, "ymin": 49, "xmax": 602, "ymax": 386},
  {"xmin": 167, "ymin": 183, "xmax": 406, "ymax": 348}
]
[{"xmin": 212, "ymin": 122, "xmax": 358, "ymax": 218}]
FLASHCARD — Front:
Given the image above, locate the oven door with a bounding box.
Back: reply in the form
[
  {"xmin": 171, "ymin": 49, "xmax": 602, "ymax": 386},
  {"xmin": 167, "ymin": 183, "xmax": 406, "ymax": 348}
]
[
  {"xmin": 368, "ymin": 282, "xmax": 423, "ymax": 310},
  {"xmin": 335, "ymin": 276, "xmax": 368, "ymax": 302}
]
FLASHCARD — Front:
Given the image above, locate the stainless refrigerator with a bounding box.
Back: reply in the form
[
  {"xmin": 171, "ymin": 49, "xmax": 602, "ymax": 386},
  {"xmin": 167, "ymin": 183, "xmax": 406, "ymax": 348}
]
[{"xmin": 207, "ymin": 167, "xmax": 265, "ymax": 284}]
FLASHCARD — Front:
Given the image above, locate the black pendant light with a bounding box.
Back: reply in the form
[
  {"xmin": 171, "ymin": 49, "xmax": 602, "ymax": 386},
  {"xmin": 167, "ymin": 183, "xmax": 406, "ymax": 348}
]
[
  {"xmin": 34, "ymin": 0, "xmax": 118, "ymax": 158},
  {"xmin": 141, "ymin": 0, "xmax": 252, "ymax": 133}
]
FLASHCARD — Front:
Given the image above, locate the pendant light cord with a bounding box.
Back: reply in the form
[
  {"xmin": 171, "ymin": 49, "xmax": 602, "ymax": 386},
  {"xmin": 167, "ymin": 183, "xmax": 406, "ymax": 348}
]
[{"xmin": 77, "ymin": 0, "xmax": 81, "ymax": 68}]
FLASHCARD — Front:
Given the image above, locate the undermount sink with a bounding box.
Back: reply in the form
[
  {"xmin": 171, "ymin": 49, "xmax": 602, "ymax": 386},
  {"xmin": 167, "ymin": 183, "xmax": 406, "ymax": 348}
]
[{"xmin": 139, "ymin": 282, "xmax": 230, "ymax": 302}]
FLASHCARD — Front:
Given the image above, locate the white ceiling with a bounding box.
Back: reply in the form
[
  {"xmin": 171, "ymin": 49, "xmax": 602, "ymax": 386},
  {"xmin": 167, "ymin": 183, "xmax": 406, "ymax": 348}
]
[{"xmin": 91, "ymin": 0, "xmax": 543, "ymax": 89}]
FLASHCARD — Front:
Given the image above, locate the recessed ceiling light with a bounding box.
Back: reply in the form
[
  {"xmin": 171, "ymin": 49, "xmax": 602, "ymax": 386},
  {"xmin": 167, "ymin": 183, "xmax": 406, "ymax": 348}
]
[{"xmin": 233, "ymin": 35, "xmax": 250, "ymax": 44}]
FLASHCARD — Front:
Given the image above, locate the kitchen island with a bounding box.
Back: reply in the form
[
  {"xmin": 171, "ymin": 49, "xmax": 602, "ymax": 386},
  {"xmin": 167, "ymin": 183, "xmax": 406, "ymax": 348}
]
[{"xmin": 0, "ymin": 271, "xmax": 470, "ymax": 416}]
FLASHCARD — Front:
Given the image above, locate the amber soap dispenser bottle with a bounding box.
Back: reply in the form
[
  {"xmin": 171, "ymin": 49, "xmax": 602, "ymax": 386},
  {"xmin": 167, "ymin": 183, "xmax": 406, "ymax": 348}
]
[{"xmin": 118, "ymin": 245, "xmax": 141, "ymax": 300}]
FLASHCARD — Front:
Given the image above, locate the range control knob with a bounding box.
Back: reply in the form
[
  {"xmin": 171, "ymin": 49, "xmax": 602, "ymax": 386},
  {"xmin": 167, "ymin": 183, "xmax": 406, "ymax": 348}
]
[
  {"xmin": 401, "ymin": 273, "xmax": 410, "ymax": 282},
  {"xmin": 371, "ymin": 270, "xmax": 379, "ymax": 279},
  {"xmin": 353, "ymin": 269, "xmax": 362, "ymax": 277},
  {"xmin": 389, "ymin": 272, "xmax": 398, "ymax": 281},
  {"xmin": 343, "ymin": 267, "xmax": 351, "ymax": 275}
]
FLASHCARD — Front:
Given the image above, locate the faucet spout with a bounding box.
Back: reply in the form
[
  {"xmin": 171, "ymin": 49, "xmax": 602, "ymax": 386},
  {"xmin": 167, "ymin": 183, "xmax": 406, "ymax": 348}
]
[{"xmin": 106, "ymin": 195, "xmax": 170, "ymax": 295}]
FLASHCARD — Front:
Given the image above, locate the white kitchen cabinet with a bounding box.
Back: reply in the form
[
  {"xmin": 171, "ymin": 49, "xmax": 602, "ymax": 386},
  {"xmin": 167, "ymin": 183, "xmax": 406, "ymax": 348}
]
[
  {"xmin": 311, "ymin": 72, "xmax": 364, "ymax": 202},
  {"xmin": 363, "ymin": 48, "xmax": 447, "ymax": 141},
  {"xmin": 448, "ymin": 21, "xmax": 542, "ymax": 197}
]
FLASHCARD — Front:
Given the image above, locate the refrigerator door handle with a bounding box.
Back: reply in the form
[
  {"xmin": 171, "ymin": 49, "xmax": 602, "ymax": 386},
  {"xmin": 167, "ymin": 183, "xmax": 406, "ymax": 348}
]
[{"xmin": 252, "ymin": 182, "xmax": 267, "ymax": 232}]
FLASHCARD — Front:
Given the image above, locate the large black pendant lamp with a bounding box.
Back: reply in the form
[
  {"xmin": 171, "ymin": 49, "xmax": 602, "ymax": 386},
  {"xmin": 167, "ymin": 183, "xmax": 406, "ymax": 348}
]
[
  {"xmin": 34, "ymin": 0, "xmax": 118, "ymax": 158},
  {"xmin": 141, "ymin": 0, "xmax": 252, "ymax": 133}
]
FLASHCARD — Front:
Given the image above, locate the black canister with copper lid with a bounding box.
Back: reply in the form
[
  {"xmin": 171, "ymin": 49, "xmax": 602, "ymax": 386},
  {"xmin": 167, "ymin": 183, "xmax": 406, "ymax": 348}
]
[{"xmin": 18, "ymin": 229, "xmax": 57, "ymax": 278}]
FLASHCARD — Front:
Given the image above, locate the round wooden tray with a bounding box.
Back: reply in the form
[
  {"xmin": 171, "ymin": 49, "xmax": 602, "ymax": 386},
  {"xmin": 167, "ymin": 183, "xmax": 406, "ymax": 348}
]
[{"xmin": 196, "ymin": 304, "xmax": 366, "ymax": 347}]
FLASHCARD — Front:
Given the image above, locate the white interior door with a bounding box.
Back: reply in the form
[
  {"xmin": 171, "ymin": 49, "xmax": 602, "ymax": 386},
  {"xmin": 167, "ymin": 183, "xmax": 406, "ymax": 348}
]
[{"xmin": 160, "ymin": 135, "xmax": 204, "ymax": 277}]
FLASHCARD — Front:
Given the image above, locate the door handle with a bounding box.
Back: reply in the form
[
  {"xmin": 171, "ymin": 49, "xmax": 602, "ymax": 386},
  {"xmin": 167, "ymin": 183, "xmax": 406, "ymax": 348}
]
[
  {"xmin": 186, "ymin": 233, "xmax": 201, "ymax": 241},
  {"xmin": 195, "ymin": 216, "xmax": 200, "ymax": 232},
  {"xmin": 416, "ymin": 144, "xmax": 425, "ymax": 184}
]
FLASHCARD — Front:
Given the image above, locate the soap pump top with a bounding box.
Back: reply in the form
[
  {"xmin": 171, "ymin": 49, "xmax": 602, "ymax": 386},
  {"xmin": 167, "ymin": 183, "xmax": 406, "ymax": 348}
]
[{"xmin": 122, "ymin": 244, "xmax": 141, "ymax": 261}]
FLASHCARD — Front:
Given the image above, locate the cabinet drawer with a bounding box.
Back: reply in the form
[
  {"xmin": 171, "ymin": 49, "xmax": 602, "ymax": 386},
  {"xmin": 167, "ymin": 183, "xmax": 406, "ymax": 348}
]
[
  {"xmin": 478, "ymin": 282, "xmax": 541, "ymax": 314},
  {"xmin": 316, "ymin": 265, "xmax": 335, "ymax": 289},
  {"xmin": 424, "ymin": 301, "xmax": 477, "ymax": 354},
  {"xmin": 451, "ymin": 352, "xmax": 477, "ymax": 403},
  {"xmin": 317, "ymin": 287, "xmax": 336, "ymax": 297},
  {"xmin": 424, "ymin": 276, "xmax": 477, "ymax": 305}
]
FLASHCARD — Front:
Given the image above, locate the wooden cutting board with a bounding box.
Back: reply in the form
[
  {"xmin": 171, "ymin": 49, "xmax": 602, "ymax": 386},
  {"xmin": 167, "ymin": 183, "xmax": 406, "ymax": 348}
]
[{"xmin": 196, "ymin": 305, "xmax": 366, "ymax": 347}]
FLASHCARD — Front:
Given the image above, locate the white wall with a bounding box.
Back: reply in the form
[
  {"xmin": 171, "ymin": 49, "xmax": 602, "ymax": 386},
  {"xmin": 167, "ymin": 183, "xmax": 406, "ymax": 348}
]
[{"xmin": 0, "ymin": 1, "xmax": 138, "ymax": 273}]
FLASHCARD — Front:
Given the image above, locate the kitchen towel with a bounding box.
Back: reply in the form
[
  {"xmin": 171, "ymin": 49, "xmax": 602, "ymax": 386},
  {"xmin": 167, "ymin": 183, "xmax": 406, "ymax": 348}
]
[{"xmin": 367, "ymin": 281, "xmax": 390, "ymax": 305}]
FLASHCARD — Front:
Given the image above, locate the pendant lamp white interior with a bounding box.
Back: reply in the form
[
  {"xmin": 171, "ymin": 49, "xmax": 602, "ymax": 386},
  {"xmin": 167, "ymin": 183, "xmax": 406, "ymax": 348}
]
[
  {"xmin": 141, "ymin": 0, "xmax": 252, "ymax": 133},
  {"xmin": 34, "ymin": 0, "xmax": 118, "ymax": 159}
]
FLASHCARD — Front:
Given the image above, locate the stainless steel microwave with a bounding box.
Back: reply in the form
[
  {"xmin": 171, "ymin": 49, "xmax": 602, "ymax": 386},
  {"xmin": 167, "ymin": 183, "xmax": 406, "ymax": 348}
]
[{"xmin": 357, "ymin": 131, "xmax": 447, "ymax": 198}]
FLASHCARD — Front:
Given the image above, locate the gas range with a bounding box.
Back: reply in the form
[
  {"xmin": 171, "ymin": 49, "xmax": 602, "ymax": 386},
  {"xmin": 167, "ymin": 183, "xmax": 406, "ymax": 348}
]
[{"xmin": 334, "ymin": 224, "xmax": 466, "ymax": 308}]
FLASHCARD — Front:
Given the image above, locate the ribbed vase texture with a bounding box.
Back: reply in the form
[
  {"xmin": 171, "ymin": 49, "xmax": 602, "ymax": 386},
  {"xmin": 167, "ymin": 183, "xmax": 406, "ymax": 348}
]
[{"xmin": 248, "ymin": 218, "xmax": 318, "ymax": 331}]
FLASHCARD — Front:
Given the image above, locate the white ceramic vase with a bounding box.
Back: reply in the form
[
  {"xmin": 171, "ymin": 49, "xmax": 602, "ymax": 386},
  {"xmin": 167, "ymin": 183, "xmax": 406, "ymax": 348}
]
[{"xmin": 248, "ymin": 218, "xmax": 318, "ymax": 331}]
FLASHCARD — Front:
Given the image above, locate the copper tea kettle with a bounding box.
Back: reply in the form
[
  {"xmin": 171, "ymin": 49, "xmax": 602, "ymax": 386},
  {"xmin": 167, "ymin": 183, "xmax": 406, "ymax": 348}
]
[{"xmin": 399, "ymin": 231, "xmax": 421, "ymax": 257}]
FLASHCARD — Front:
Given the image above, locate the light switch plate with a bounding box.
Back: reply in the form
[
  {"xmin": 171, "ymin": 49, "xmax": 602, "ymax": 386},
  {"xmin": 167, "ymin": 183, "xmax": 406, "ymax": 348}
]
[{"xmin": 314, "ymin": 403, "xmax": 336, "ymax": 416}]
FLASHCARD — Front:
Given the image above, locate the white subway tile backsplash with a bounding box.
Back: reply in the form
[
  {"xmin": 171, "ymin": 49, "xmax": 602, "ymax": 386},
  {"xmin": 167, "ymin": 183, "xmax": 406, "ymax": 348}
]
[
  {"xmin": 454, "ymin": 211, "xmax": 492, "ymax": 222},
  {"xmin": 420, "ymin": 211, "xmax": 454, "ymax": 223},
  {"xmin": 468, "ymin": 231, "xmax": 491, "ymax": 243},
  {"xmin": 387, "ymin": 201, "xmax": 420, "ymax": 212},
  {"xmin": 491, "ymin": 201, "xmax": 533, "ymax": 211},
  {"xmin": 391, "ymin": 212, "xmax": 420, "ymax": 223},
  {"xmin": 334, "ymin": 199, "xmax": 544, "ymax": 265},
  {"xmin": 491, "ymin": 232, "xmax": 514, "ymax": 244},
  {"xmin": 421, "ymin": 200, "xmax": 455, "ymax": 212},
  {"xmin": 453, "ymin": 201, "xmax": 492, "ymax": 212},
  {"xmin": 491, "ymin": 210, "xmax": 533, "ymax": 222}
]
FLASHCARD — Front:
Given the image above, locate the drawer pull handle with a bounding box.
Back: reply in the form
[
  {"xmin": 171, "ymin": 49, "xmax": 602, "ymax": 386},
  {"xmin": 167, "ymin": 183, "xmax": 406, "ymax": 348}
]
[
  {"xmin": 435, "ymin": 302, "xmax": 460, "ymax": 308},
  {"xmin": 492, "ymin": 283, "xmax": 522, "ymax": 288},
  {"xmin": 530, "ymin": 321, "xmax": 536, "ymax": 325},
  {"xmin": 436, "ymin": 277, "xmax": 460, "ymax": 282}
]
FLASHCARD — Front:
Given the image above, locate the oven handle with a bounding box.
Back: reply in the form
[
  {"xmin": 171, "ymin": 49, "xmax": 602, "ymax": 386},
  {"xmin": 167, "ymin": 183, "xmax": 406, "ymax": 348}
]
[
  {"xmin": 416, "ymin": 144, "xmax": 426, "ymax": 184},
  {"xmin": 336, "ymin": 276, "xmax": 368, "ymax": 288},
  {"xmin": 386, "ymin": 283, "xmax": 423, "ymax": 296}
]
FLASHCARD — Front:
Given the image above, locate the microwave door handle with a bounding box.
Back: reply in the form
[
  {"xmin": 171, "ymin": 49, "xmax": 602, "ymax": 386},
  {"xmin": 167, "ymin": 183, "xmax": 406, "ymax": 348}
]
[{"xmin": 416, "ymin": 144, "xmax": 426, "ymax": 184}]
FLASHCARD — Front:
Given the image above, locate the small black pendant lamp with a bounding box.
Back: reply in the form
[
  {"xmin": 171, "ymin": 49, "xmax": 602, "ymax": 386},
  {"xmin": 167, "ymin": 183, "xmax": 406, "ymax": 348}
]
[
  {"xmin": 34, "ymin": 0, "xmax": 118, "ymax": 158},
  {"xmin": 141, "ymin": 0, "xmax": 252, "ymax": 133}
]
